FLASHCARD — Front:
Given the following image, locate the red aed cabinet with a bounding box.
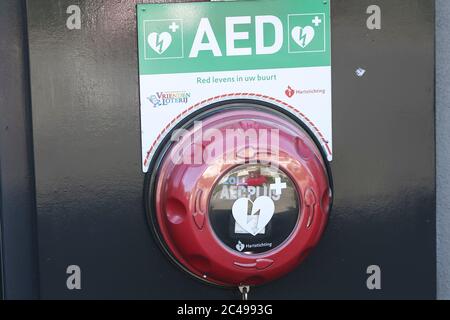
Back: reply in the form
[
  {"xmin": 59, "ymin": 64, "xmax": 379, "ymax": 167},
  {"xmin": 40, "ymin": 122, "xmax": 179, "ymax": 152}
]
[{"xmin": 147, "ymin": 102, "xmax": 332, "ymax": 287}]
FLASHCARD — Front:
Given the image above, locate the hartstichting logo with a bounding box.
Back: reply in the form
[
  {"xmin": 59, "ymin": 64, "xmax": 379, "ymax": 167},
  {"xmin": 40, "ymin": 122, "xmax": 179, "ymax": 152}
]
[
  {"xmin": 147, "ymin": 91, "xmax": 191, "ymax": 108},
  {"xmin": 236, "ymin": 241, "xmax": 245, "ymax": 252},
  {"xmin": 284, "ymin": 85, "xmax": 326, "ymax": 98}
]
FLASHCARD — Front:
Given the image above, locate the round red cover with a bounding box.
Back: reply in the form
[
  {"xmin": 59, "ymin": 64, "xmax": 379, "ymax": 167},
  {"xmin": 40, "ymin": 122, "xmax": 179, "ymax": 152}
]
[{"xmin": 153, "ymin": 107, "xmax": 331, "ymax": 287}]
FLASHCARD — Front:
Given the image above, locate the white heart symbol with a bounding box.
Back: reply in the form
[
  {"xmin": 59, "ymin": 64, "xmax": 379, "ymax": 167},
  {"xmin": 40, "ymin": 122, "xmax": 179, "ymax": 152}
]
[
  {"xmin": 291, "ymin": 26, "xmax": 315, "ymax": 48},
  {"xmin": 148, "ymin": 32, "xmax": 172, "ymax": 55},
  {"xmin": 232, "ymin": 196, "xmax": 275, "ymax": 236}
]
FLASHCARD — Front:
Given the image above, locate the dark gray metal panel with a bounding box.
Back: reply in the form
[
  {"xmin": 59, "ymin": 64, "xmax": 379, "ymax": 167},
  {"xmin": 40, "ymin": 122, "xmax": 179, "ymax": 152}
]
[
  {"xmin": 436, "ymin": 0, "xmax": 450, "ymax": 300},
  {"xmin": 0, "ymin": 0, "xmax": 40, "ymax": 300},
  {"xmin": 324, "ymin": 0, "xmax": 435, "ymax": 299},
  {"xmin": 26, "ymin": 0, "xmax": 435, "ymax": 299}
]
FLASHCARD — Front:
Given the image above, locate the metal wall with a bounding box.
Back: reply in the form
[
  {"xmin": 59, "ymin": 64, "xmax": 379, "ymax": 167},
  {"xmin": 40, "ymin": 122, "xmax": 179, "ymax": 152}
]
[
  {"xmin": 0, "ymin": 0, "xmax": 39, "ymax": 300},
  {"xmin": 436, "ymin": 0, "xmax": 450, "ymax": 300}
]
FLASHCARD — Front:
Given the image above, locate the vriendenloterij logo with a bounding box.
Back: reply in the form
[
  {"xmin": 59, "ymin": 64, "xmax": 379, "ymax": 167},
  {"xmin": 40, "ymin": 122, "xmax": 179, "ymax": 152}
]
[{"xmin": 147, "ymin": 90, "xmax": 191, "ymax": 107}]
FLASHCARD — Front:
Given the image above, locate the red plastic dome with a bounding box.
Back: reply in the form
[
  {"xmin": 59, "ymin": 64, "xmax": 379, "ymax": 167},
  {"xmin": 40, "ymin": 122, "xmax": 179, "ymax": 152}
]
[{"xmin": 148, "ymin": 102, "xmax": 332, "ymax": 287}]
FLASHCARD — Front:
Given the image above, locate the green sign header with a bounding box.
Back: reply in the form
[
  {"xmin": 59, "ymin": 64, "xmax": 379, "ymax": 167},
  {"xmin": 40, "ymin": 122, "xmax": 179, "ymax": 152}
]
[{"xmin": 137, "ymin": 0, "xmax": 331, "ymax": 75}]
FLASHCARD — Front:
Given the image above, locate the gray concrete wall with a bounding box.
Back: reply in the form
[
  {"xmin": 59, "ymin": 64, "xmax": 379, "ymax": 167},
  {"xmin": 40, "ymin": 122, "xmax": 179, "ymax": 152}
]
[{"xmin": 437, "ymin": 0, "xmax": 450, "ymax": 300}]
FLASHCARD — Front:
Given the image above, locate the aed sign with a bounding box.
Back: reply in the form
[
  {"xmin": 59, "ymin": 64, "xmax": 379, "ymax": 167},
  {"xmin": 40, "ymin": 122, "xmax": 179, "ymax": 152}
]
[
  {"xmin": 143, "ymin": 12, "xmax": 326, "ymax": 59},
  {"xmin": 137, "ymin": 0, "xmax": 332, "ymax": 172},
  {"xmin": 138, "ymin": 0, "xmax": 329, "ymax": 74}
]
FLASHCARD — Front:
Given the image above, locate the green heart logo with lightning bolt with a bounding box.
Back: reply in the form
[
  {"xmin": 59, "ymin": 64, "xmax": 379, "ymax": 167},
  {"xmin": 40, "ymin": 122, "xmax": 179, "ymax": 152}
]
[{"xmin": 148, "ymin": 32, "xmax": 172, "ymax": 54}]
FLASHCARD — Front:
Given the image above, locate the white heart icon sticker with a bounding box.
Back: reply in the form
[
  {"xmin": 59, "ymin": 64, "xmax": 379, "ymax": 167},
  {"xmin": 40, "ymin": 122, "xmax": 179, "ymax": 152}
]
[
  {"xmin": 148, "ymin": 32, "xmax": 172, "ymax": 55},
  {"xmin": 291, "ymin": 26, "xmax": 315, "ymax": 48},
  {"xmin": 232, "ymin": 196, "xmax": 275, "ymax": 236}
]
